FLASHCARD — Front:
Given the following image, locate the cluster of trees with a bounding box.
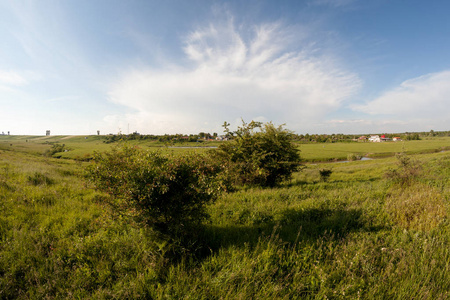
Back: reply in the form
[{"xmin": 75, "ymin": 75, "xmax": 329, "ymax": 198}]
[
  {"xmin": 293, "ymin": 133, "xmax": 359, "ymax": 143},
  {"xmin": 419, "ymin": 130, "xmax": 450, "ymax": 137},
  {"xmin": 404, "ymin": 133, "xmax": 421, "ymax": 140},
  {"xmin": 403, "ymin": 130, "xmax": 450, "ymax": 139},
  {"xmin": 87, "ymin": 121, "xmax": 302, "ymax": 245},
  {"xmin": 103, "ymin": 132, "xmax": 160, "ymax": 144},
  {"xmin": 103, "ymin": 132, "xmax": 220, "ymax": 144}
]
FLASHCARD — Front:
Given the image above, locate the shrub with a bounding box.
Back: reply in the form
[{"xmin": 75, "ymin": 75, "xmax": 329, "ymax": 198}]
[
  {"xmin": 347, "ymin": 153, "xmax": 361, "ymax": 161},
  {"xmin": 385, "ymin": 153, "xmax": 422, "ymax": 186},
  {"xmin": 43, "ymin": 143, "xmax": 67, "ymax": 157},
  {"xmin": 86, "ymin": 145, "xmax": 223, "ymax": 238},
  {"xmin": 211, "ymin": 120, "xmax": 302, "ymax": 187},
  {"xmin": 319, "ymin": 169, "xmax": 333, "ymax": 182}
]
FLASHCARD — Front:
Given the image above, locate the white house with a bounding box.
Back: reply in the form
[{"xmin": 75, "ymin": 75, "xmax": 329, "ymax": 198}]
[{"xmin": 369, "ymin": 135, "xmax": 381, "ymax": 142}]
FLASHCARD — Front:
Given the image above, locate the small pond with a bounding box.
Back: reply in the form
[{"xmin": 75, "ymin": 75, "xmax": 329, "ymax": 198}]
[
  {"xmin": 337, "ymin": 157, "xmax": 374, "ymax": 163},
  {"xmin": 168, "ymin": 146, "xmax": 218, "ymax": 149}
]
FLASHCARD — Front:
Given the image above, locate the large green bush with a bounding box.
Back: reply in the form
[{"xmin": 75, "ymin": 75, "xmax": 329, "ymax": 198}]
[
  {"xmin": 212, "ymin": 120, "xmax": 302, "ymax": 187},
  {"xmin": 86, "ymin": 145, "xmax": 222, "ymax": 238}
]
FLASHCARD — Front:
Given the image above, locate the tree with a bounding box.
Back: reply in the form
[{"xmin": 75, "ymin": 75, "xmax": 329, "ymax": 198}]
[
  {"xmin": 212, "ymin": 120, "xmax": 302, "ymax": 187},
  {"xmin": 86, "ymin": 145, "xmax": 223, "ymax": 238},
  {"xmin": 406, "ymin": 133, "xmax": 421, "ymax": 140}
]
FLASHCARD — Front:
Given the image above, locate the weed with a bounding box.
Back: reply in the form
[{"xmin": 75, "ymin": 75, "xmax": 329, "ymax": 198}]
[
  {"xmin": 319, "ymin": 169, "xmax": 333, "ymax": 182},
  {"xmin": 347, "ymin": 153, "xmax": 361, "ymax": 161},
  {"xmin": 385, "ymin": 152, "xmax": 422, "ymax": 186},
  {"xmin": 27, "ymin": 172, "xmax": 54, "ymax": 186}
]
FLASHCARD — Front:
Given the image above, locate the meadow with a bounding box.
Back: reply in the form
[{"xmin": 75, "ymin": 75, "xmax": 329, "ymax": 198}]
[
  {"xmin": 1, "ymin": 135, "xmax": 449, "ymax": 161},
  {"xmin": 0, "ymin": 135, "xmax": 449, "ymax": 299}
]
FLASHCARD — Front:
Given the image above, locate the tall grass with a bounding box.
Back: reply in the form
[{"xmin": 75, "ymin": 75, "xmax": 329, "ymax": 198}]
[{"xmin": 0, "ymin": 146, "xmax": 449, "ymax": 298}]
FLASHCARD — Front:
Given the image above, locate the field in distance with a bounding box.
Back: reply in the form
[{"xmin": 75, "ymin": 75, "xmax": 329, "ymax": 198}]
[{"xmin": 1, "ymin": 134, "xmax": 449, "ymax": 162}]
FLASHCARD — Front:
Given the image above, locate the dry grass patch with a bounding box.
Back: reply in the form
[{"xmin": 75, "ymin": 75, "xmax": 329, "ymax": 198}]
[{"xmin": 386, "ymin": 184, "xmax": 447, "ymax": 231}]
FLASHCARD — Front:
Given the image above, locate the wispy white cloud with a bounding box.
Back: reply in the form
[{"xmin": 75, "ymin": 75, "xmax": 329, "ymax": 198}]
[
  {"xmin": 4, "ymin": 1, "xmax": 99, "ymax": 83},
  {"xmin": 309, "ymin": 0, "xmax": 356, "ymax": 8},
  {"xmin": 354, "ymin": 71, "xmax": 450, "ymax": 118},
  {"xmin": 0, "ymin": 2, "xmax": 115, "ymax": 134},
  {"xmin": 323, "ymin": 119, "xmax": 410, "ymax": 134},
  {"xmin": 0, "ymin": 70, "xmax": 28, "ymax": 86},
  {"xmin": 350, "ymin": 70, "xmax": 450, "ymax": 132},
  {"xmin": 107, "ymin": 18, "xmax": 360, "ymax": 134},
  {"xmin": 44, "ymin": 95, "xmax": 80, "ymax": 103}
]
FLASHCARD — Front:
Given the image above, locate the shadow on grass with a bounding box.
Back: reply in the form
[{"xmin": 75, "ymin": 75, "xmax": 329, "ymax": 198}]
[
  {"xmin": 329, "ymin": 178, "xmax": 379, "ymax": 184},
  {"xmin": 282, "ymin": 177, "xmax": 379, "ymax": 189},
  {"xmin": 200, "ymin": 207, "xmax": 382, "ymax": 254},
  {"xmin": 283, "ymin": 179, "xmax": 310, "ymax": 187}
]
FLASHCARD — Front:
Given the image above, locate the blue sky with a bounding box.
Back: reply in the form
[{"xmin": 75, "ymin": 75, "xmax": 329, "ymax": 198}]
[{"xmin": 1, "ymin": 0, "xmax": 449, "ymax": 135}]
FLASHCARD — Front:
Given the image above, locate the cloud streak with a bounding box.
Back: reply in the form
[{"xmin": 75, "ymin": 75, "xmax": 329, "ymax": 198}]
[
  {"xmin": 0, "ymin": 70, "xmax": 28, "ymax": 86},
  {"xmin": 354, "ymin": 71, "xmax": 450, "ymax": 116},
  {"xmin": 352, "ymin": 70, "xmax": 450, "ymax": 131},
  {"xmin": 107, "ymin": 18, "xmax": 360, "ymax": 134},
  {"xmin": 309, "ymin": 0, "xmax": 356, "ymax": 8}
]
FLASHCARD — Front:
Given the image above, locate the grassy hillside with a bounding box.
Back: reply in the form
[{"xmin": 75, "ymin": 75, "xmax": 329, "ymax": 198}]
[
  {"xmin": 0, "ymin": 135, "xmax": 215, "ymax": 160},
  {"xmin": 0, "ymin": 137, "xmax": 449, "ymax": 298}
]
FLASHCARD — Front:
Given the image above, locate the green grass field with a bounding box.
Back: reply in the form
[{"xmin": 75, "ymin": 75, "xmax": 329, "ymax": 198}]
[
  {"xmin": 298, "ymin": 137, "xmax": 450, "ymax": 161},
  {"xmin": 1, "ymin": 135, "xmax": 449, "ymax": 161},
  {"xmin": 0, "ymin": 136, "xmax": 449, "ymax": 298}
]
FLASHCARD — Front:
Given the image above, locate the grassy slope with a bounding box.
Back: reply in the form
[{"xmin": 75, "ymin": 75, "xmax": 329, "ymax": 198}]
[
  {"xmin": 0, "ymin": 135, "xmax": 216, "ymax": 159},
  {"xmin": 0, "ymin": 138, "xmax": 449, "ymax": 298}
]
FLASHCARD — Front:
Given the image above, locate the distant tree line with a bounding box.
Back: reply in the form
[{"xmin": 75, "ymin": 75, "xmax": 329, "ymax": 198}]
[
  {"xmin": 293, "ymin": 133, "xmax": 359, "ymax": 143},
  {"xmin": 101, "ymin": 130, "xmax": 450, "ymax": 144},
  {"xmin": 294, "ymin": 130, "xmax": 450, "ymax": 143},
  {"xmin": 102, "ymin": 132, "xmax": 220, "ymax": 144}
]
